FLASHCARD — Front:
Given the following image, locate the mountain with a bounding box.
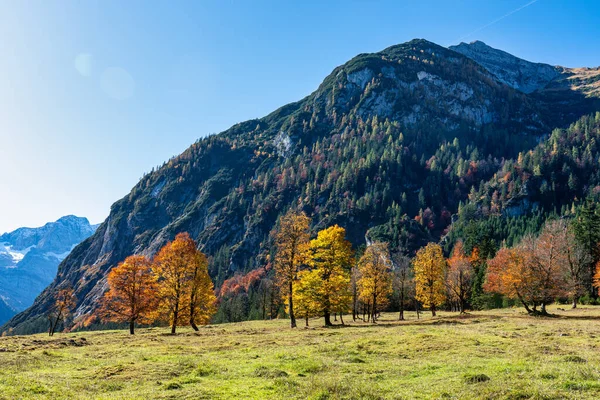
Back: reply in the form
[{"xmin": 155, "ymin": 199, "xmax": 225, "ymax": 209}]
[
  {"xmin": 450, "ymin": 40, "xmax": 600, "ymax": 97},
  {"xmin": 4, "ymin": 39, "xmax": 600, "ymax": 334},
  {"xmin": 0, "ymin": 216, "xmax": 97, "ymax": 325}
]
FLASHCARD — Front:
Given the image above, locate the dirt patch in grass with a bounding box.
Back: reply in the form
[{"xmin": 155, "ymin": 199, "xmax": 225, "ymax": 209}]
[{"xmin": 464, "ymin": 373, "xmax": 491, "ymax": 384}]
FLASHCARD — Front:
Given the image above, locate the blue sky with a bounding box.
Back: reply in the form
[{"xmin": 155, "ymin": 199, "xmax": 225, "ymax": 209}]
[{"xmin": 1, "ymin": 0, "xmax": 599, "ymax": 233}]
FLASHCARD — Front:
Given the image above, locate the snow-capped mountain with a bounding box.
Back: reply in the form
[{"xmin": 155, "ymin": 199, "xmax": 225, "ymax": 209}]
[{"xmin": 0, "ymin": 216, "xmax": 98, "ymax": 324}]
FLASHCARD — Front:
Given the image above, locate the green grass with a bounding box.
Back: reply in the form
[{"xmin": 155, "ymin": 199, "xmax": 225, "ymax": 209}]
[{"xmin": 1, "ymin": 305, "xmax": 600, "ymax": 399}]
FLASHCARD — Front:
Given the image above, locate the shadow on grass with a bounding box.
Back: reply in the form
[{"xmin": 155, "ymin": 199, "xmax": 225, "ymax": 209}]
[{"xmin": 307, "ymin": 310, "xmax": 600, "ymax": 330}]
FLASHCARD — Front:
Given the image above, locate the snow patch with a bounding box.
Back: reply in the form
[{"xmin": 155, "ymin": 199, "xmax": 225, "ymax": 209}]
[{"xmin": 0, "ymin": 243, "xmax": 34, "ymax": 262}]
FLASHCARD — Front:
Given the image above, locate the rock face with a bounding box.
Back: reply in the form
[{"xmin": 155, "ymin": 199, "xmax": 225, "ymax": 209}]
[
  {"xmin": 449, "ymin": 41, "xmax": 562, "ymax": 94},
  {"xmin": 0, "ymin": 216, "xmax": 97, "ymax": 325},
  {"xmin": 3, "ymin": 39, "xmax": 600, "ymax": 335}
]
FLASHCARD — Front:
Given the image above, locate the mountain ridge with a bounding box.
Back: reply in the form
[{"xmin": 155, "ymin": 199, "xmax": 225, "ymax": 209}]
[{"xmin": 450, "ymin": 40, "xmax": 600, "ymax": 97}]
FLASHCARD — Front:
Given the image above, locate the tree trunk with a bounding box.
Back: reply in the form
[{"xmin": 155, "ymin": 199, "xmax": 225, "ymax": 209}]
[
  {"xmin": 339, "ymin": 313, "xmax": 344, "ymax": 325},
  {"xmin": 399, "ymin": 289, "xmax": 405, "ymax": 321},
  {"xmin": 324, "ymin": 310, "xmax": 332, "ymax": 326},
  {"xmin": 305, "ymin": 314, "xmax": 309, "ymax": 327},
  {"xmin": 129, "ymin": 320, "xmax": 135, "ymax": 335},
  {"xmin": 334, "ymin": 313, "xmax": 338, "ymax": 321},
  {"xmin": 270, "ymin": 290, "xmax": 275, "ymax": 319},
  {"xmin": 190, "ymin": 320, "xmax": 199, "ymax": 331},
  {"xmin": 519, "ymin": 297, "xmax": 533, "ymax": 314},
  {"xmin": 572, "ymin": 297, "xmax": 578, "ymax": 309},
  {"xmin": 352, "ymin": 290, "xmax": 357, "ymax": 321},
  {"xmin": 288, "ymin": 281, "xmax": 296, "ymax": 328},
  {"xmin": 431, "ymin": 304, "xmax": 436, "ymax": 317},
  {"xmin": 262, "ymin": 290, "xmax": 267, "ymax": 319},
  {"xmin": 49, "ymin": 314, "xmax": 60, "ymax": 336},
  {"xmin": 172, "ymin": 302, "xmax": 179, "ymax": 334},
  {"xmin": 189, "ymin": 300, "xmax": 200, "ymax": 331},
  {"xmin": 372, "ymin": 293, "xmax": 377, "ymax": 323},
  {"xmin": 540, "ymin": 302, "xmax": 547, "ymax": 315}
]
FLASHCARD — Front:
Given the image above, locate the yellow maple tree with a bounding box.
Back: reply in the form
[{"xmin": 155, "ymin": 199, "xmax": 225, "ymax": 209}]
[
  {"xmin": 273, "ymin": 210, "xmax": 311, "ymax": 328},
  {"xmin": 307, "ymin": 225, "xmax": 354, "ymax": 326},
  {"xmin": 357, "ymin": 242, "xmax": 393, "ymax": 323},
  {"xmin": 413, "ymin": 243, "xmax": 446, "ymax": 316},
  {"xmin": 291, "ymin": 269, "xmax": 321, "ymax": 327}
]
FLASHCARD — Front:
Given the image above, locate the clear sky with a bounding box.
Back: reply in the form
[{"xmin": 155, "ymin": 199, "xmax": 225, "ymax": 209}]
[{"xmin": 1, "ymin": 0, "xmax": 599, "ymax": 234}]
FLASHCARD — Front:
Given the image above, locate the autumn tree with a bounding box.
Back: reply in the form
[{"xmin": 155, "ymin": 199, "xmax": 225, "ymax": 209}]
[
  {"xmin": 307, "ymin": 225, "xmax": 354, "ymax": 326},
  {"xmin": 357, "ymin": 242, "xmax": 393, "ymax": 323},
  {"xmin": 593, "ymin": 261, "xmax": 600, "ymax": 296},
  {"xmin": 154, "ymin": 233, "xmax": 216, "ymax": 333},
  {"xmin": 48, "ymin": 287, "xmax": 76, "ymax": 336},
  {"xmin": 273, "ymin": 210, "xmax": 311, "ymax": 328},
  {"xmin": 413, "ymin": 243, "xmax": 446, "ymax": 317},
  {"xmin": 188, "ymin": 250, "xmax": 217, "ymax": 331},
  {"xmin": 446, "ymin": 242, "xmax": 473, "ymax": 313},
  {"xmin": 351, "ymin": 260, "xmax": 360, "ymax": 321},
  {"xmin": 485, "ymin": 246, "xmax": 533, "ymax": 312},
  {"xmin": 485, "ymin": 229, "xmax": 566, "ymax": 315},
  {"xmin": 99, "ymin": 255, "xmax": 158, "ymax": 334},
  {"xmin": 530, "ymin": 223, "xmax": 569, "ymax": 314},
  {"xmin": 292, "ymin": 270, "xmax": 320, "ymax": 327},
  {"xmin": 391, "ymin": 250, "xmax": 412, "ymax": 321}
]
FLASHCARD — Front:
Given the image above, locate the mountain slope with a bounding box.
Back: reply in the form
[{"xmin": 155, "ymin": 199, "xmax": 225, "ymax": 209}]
[
  {"xmin": 4, "ymin": 39, "xmax": 600, "ymax": 334},
  {"xmin": 0, "ymin": 216, "xmax": 97, "ymax": 325}
]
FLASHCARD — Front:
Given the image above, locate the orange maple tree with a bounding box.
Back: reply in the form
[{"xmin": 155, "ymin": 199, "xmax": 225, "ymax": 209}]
[
  {"xmin": 48, "ymin": 287, "xmax": 76, "ymax": 336},
  {"xmin": 153, "ymin": 232, "xmax": 216, "ymax": 333},
  {"xmin": 99, "ymin": 255, "xmax": 158, "ymax": 334},
  {"xmin": 485, "ymin": 224, "xmax": 567, "ymax": 315}
]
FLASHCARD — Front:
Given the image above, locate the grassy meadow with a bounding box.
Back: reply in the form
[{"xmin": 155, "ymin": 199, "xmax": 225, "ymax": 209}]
[{"xmin": 1, "ymin": 306, "xmax": 600, "ymax": 399}]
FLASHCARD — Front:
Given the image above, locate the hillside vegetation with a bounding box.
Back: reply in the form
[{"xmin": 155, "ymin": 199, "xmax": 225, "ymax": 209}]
[{"xmin": 1, "ymin": 306, "xmax": 600, "ymax": 399}]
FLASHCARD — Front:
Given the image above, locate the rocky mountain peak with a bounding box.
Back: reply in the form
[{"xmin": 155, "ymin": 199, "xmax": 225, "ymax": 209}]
[
  {"xmin": 449, "ymin": 40, "xmax": 562, "ymax": 94},
  {"xmin": 0, "ymin": 216, "xmax": 97, "ymax": 324}
]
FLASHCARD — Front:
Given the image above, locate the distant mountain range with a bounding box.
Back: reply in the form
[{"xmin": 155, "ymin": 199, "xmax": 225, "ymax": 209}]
[
  {"xmin": 0, "ymin": 216, "xmax": 97, "ymax": 325},
  {"xmin": 3, "ymin": 39, "xmax": 600, "ymax": 334}
]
